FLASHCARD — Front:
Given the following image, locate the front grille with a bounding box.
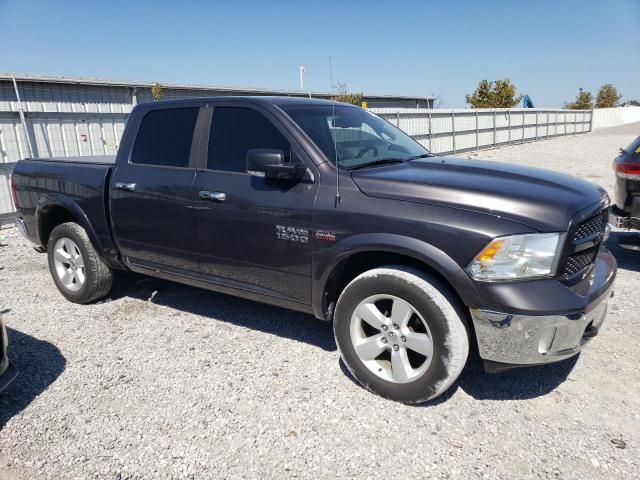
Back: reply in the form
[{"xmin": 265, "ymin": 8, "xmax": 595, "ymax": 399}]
[
  {"xmin": 561, "ymin": 246, "xmax": 600, "ymax": 279},
  {"xmin": 573, "ymin": 209, "xmax": 608, "ymax": 242},
  {"xmin": 560, "ymin": 208, "xmax": 608, "ymax": 280}
]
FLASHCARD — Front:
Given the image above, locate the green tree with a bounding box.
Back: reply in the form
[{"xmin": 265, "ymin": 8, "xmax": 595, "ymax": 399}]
[
  {"xmin": 465, "ymin": 79, "xmax": 523, "ymax": 108},
  {"xmin": 331, "ymin": 82, "xmax": 363, "ymax": 106},
  {"xmin": 565, "ymin": 88, "xmax": 593, "ymax": 110},
  {"xmin": 621, "ymin": 100, "xmax": 640, "ymax": 107},
  {"xmin": 595, "ymin": 84, "xmax": 622, "ymax": 108},
  {"xmin": 151, "ymin": 82, "xmax": 164, "ymax": 102}
]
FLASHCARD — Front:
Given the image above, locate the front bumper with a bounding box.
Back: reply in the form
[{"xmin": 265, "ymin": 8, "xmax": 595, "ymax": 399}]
[{"xmin": 470, "ymin": 248, "xmax": 616, "ymax": 366}]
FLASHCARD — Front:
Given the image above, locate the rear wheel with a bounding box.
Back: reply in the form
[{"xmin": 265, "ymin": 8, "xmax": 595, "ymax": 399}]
[
  {"xmin": 47, "ymin": 222, "xmax": 113, "ymax": 304},
  {"xmin": 334, "ymin": 266, "xmax": 469, "ymax": 403}
]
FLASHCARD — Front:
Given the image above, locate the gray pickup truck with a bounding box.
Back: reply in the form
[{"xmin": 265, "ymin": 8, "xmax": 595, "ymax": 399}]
[{"xmin": 11, "ymin": 97, "xmax": 616, "ymax": 402}]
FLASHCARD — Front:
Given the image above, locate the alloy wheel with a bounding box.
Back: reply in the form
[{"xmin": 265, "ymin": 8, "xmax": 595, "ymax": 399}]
[
  {"xmin": 52, "ymin": 237, "xmax": 86, "ymax": 292},
  {"xmin": 349, "ymin": 294, "xmax": 433, "ymax": 383}
]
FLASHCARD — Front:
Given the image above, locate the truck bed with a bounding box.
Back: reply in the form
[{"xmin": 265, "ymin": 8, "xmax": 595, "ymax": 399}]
[
  {"xmin": 27, "ymin": 155, "xmax": 116, "ymax": 165},
  {"xmin": 12, "ymin": 157, "xmax": 118, "ymax": 263}
]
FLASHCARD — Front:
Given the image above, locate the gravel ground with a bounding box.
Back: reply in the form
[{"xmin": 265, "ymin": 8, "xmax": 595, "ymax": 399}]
[{"xmin": 1, "ymin": 123, "xmax": 639, "ymax": 480}]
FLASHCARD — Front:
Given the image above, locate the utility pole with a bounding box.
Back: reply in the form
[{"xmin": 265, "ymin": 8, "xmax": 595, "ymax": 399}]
[
  {"xmin": 299, "ymin": 65, "xmax": 306, "ymax": 90},
  {"xmin": 11, "ymin": 75, "xmax": 34, "ymax": 158}
]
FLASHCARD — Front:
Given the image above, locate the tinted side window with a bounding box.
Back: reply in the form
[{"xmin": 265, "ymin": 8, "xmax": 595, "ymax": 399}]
[
  {"xmin": 131, "ymin": 107, "xmax": 199, "ymax": 167},
  {"xmin": 208, "ymin": 107, "xmax": 290, "ymax": 172}
]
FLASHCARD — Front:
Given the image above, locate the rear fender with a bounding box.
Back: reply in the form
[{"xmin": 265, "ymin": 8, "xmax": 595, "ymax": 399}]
[{"xmin": 35, "ymin": 194, "xmax": 102, "ymax": 254}]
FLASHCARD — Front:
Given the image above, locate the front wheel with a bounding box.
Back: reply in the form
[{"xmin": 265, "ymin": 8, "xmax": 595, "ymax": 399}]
[
  {"xmin": 334, "ymin": 266, "xmax": 469, "ymax": 403},
  {"xmin": 47, "ymin": 222, "xmax": 113, "ymax": 304}
]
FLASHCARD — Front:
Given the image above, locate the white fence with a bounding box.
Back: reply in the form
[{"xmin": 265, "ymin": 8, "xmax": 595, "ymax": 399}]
[
  {"xmin": 373, "ymin": 108, "xmax": 592, "ymax": 155},
  {"xmin": 592, "ymin": 106, "xmax": 640, "ymax": 129}
]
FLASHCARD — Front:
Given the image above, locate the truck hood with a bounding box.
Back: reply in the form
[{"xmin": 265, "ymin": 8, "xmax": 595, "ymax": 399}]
[{"xmin": 350, "ymin": 157, "xmax": 608, "ymax": 231}]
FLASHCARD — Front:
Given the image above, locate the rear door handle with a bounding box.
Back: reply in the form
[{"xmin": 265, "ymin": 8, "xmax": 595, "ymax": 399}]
[
  {"xmin": 199, "ymin": 191, "xmax": 226, "ymax": 202},
  {"xmin": 113, "ymin": 182, "xmax": 137, "ymax": 191}
]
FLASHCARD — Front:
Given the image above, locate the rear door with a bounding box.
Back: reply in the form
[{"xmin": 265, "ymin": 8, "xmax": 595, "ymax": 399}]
[
  {"xmin": 193, "ymin": 103, "xmax": 318, "ymax": 304},
  {"xmin": 109, "ymin": 104, "xmax": 203, "ymax": 273}
]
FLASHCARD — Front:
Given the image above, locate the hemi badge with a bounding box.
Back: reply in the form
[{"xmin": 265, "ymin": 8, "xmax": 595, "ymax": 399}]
[{"xmin": 315, "ymin": 231, "xmax": 336, "ymax": 242}]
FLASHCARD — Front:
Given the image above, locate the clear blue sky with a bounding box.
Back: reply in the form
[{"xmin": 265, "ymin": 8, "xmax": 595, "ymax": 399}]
[{"xmin": 1, "ymin": 0, "xmax": 638, "ymax": 107}]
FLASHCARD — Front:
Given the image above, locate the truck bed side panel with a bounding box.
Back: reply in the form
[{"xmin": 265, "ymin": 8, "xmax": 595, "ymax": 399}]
[
  {"xmin": 13, "ymin": 159, "xmax": 118, "ymax": 263},
  {"xmin": 28, "ymin": 155, "xmax": 116, "ymax": 165}
]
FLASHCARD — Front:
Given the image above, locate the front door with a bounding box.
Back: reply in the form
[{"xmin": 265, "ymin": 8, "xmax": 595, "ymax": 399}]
[{"xmin": 193, "ymin": 105, "xmax": 318, "ymax": 304}]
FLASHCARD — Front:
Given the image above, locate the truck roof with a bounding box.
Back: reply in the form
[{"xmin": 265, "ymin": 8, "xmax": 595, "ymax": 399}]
[{"xmin": 139, "ymin": 96, "xmax": 352, "ymax": 108}]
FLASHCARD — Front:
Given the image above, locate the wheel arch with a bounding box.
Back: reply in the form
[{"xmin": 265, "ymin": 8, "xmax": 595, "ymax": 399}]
[
  {"xmin": 313, "ymin": 233, "xmax": 481, "ymax": 322},
  {"xmin": 35, "ymin": 195, "xmax": 101, "ymax": 253}
]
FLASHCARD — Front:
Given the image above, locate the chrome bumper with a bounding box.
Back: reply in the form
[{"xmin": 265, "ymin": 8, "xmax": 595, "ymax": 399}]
[
  {"xmin": 470, "ymin": 288, "xmax": 613, "ymax": 365},
  {"xmin": 609, "ymin": 210, "xmax": 629, "ymax": 229}
]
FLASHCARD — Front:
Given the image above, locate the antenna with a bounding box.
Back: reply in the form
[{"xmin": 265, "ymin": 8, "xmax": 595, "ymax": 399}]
[
  {"xmin": 299, "ymin": 65, "xmax": 305, "ymax": 90},
  {"xmin": 329, "ymin": 56, "xmax": 341, "ymax": 206}
]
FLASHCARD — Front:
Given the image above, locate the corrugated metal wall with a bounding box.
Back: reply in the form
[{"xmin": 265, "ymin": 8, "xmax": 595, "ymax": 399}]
[
  {"xmin": 0, "ymin": 77, "xmax": 434, "ymax": 163},
  {"xmin": 0, "ymin": 163, "xmax": 16, "ymax": 223},
  {"xmin": 0, "ymin": 80, "xmax": 131, "ymax": 163}
]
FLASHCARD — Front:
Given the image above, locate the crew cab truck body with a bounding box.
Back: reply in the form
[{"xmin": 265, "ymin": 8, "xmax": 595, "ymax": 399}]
[{"xmin": 11, "ymin": 97, "xmax": 616, "ymax": 402}]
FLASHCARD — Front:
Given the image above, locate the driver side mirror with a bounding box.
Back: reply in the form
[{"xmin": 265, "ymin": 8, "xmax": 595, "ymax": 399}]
[{"xmin": 246, "ymin": 149, "xmax": 304, "ymax": 182}]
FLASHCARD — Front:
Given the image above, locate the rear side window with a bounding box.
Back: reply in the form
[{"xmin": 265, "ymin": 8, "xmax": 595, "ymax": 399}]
[
  {"xmin": 208, "ymin": 107, "xmax": 290, "ymax": 172},
  {"xmin": 131, "ymin": 107, "xmax": 199, "ymax": 167}
]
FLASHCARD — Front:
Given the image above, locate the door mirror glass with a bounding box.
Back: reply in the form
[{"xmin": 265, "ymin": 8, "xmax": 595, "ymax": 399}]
[{"xmin": 246, "ymin": 149, "xmax": 304, "ymax": 181}]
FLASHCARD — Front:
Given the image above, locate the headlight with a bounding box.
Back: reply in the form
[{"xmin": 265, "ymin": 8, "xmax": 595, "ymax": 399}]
[{"xmin": 467, "ymin": 233, "xmax": 563, "ymax": 281}]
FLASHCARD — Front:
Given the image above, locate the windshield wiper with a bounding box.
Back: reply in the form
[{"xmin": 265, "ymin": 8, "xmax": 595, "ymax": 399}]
[
  {"xmin": 406, "ymin": 153, "xmax": 435, "ymax": 160},
  {"xmin": 346, "ymin": 153, "xmax": 435, "ymax": 170},
  {"xmin": 347, "ymin": 158, "xmax": 406, "ymax": 171}
]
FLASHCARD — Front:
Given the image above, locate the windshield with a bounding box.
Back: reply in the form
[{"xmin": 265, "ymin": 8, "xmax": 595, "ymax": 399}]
[{"xmin": 281, "ymin": 104, "xmax": 432, "ymax": 169}]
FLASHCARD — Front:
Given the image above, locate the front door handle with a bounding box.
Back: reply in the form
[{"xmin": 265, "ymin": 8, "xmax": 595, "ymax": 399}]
[
  {"xmin": 113, "ymin": 182, "xmax": 137, "ymax": 191},
  {"xmin": 199, "ymin": 191, "xmax": 226, "ymax": 202}
]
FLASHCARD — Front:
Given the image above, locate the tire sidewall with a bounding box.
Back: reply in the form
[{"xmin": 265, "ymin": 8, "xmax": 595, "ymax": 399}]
[{"xmin": 334, "ymin": 268, "xmax": 463, "ymax": 403}]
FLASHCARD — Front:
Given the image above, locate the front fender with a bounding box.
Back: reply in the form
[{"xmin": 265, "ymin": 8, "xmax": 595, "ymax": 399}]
[{"xmin": 312, "ymin": 232, "xmax": 482, "ymax": 320}]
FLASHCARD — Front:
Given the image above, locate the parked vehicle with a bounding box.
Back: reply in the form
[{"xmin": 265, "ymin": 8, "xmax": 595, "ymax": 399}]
[
  {"xmin": 10, "ymin": 97, "xmax": 616, "ymax": 402},
  {"xmin": 0, "ymin": 315, "xmax": 18, "ymax": 393},
  {"xmin": 610, "ymin": 136, "xmax": 640, "ymax": 249}
]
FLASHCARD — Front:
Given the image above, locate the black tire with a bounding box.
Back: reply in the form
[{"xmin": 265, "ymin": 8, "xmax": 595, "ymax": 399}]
[
  {"xmin": 47, "ymin": 222, "xmax": 113, "ymax": 304},
  {"xmin": 334, "ymin": 266, "xmax": 469, "ymax": 403}
]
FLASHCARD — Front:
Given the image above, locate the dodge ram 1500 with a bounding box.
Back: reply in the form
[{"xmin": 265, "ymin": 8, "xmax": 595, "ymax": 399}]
[{"xmin": 11, "ymin": 97, "xmax": 616, "ymax": 402}]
